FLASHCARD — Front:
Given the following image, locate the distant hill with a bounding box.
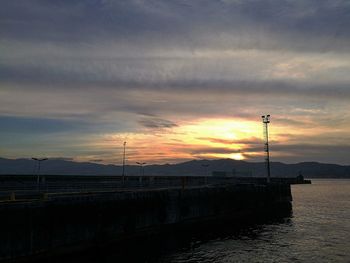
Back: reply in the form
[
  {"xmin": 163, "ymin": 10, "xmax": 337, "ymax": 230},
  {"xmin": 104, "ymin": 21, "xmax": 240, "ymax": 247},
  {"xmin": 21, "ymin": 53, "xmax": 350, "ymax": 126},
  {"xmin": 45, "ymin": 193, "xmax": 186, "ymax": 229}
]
[{"xmin": 0, "ymin": 158, "xmax": 349, "ymax": 178}]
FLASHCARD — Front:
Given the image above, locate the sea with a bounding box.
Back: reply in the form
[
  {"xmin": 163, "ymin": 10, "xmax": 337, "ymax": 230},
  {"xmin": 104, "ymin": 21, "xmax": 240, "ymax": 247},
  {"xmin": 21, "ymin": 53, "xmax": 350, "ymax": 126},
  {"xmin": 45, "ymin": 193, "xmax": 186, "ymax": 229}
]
[
  {"xmin": 157, "ymin": 179, "xmax": 350, "ymax": 263},
  {"xmin": 54, "ymin": 179, "xmax": 350, "ymax": 263}
]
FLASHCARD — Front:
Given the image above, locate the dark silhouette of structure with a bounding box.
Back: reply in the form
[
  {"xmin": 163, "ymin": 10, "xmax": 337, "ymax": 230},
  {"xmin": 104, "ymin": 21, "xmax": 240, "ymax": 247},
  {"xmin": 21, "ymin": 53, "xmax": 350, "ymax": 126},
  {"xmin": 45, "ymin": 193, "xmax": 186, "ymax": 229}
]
[
  {"xmin": 122, "ymin": 141, "xmax": 126, "ymax": 181},
  {"xmin": 262, "ymin": 115, "xmax": 271, "ymax": 183},
  {"xmin": 31, "ymin": 157, "xmax": 48, "ymax": 188},
  {"xmin": 136, "ymin": 162, "xmax": 146, "ymax": 176}
]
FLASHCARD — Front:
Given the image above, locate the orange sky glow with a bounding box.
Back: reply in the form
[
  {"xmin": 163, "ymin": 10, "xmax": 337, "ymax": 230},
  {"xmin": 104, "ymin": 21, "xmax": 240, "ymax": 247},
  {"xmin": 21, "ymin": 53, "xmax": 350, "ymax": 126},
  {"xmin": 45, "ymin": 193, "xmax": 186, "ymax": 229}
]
[{"xmin": 77, "ymin": 117, "xmax": 297, "ymax": 165}]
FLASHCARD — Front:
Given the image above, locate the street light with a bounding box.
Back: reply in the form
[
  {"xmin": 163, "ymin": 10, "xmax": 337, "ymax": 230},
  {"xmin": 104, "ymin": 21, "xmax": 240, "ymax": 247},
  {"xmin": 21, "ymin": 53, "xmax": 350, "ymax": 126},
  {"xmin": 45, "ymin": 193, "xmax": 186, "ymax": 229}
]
[
  {"xmin": 32, "ymin": 157, "xmax": 48, "ymax": 189},
  {"xmin": 136, "ymin": 162, "xmax": 147, "ymax": 177},
  {"xmin": 136, "ymin": 162, "xmax": 146, "ymax": 186}
]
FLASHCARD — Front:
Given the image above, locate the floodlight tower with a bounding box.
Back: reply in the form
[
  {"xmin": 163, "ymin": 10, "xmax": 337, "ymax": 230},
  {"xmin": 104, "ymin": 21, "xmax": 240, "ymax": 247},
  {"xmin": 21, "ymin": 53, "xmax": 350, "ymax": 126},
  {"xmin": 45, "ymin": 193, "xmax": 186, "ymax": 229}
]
[
  {"xmin": 122, "ymin": 141, "xmax": 127, "ymax": 182},
  {"xmin": 261, "ymin": 115, "xmax": 271, "ymax": 183}
]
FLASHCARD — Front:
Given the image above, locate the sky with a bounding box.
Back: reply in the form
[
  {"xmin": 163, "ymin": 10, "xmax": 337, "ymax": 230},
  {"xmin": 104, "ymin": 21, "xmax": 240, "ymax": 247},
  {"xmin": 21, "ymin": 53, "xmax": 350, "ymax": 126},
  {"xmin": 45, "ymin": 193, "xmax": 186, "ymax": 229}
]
[{"xmin": 1, "ymin": 0, "xmax": 350, "ymax": 165}]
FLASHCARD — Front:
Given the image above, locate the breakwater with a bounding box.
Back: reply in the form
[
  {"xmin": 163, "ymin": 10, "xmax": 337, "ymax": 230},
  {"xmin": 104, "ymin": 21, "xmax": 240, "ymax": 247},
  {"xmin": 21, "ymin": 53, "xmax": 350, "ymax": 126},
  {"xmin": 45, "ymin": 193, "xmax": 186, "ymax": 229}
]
[{"xmin": 0, "ymin": 182, "xmax": 293, "ymax": 262}]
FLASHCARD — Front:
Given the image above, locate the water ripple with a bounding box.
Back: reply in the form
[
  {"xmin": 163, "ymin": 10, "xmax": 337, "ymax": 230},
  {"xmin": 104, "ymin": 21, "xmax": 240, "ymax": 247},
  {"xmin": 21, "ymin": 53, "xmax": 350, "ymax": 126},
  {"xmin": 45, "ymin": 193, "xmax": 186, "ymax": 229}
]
[{"xmin": 160, "ymin": 180, "xmax": 350, "ymax": 263}]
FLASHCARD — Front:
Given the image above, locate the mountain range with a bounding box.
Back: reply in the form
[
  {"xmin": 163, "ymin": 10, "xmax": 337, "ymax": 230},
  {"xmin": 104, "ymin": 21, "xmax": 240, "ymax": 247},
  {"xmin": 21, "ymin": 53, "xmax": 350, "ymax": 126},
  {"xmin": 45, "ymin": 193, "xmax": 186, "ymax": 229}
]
[{"xmin": 0, "ymin": 158, "xmax": 349, "ymax": 178}]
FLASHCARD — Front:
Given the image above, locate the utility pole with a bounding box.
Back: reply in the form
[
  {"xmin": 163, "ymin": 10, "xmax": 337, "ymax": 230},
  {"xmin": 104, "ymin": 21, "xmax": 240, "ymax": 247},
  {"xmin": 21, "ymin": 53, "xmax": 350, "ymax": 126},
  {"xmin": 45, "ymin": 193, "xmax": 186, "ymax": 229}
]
[
  {"xmin": 261, "ymin": 115, "xmax": 271, "ymax": 183},
  {"xmin": 32, "ymin": 157, "xmax": 48, "ymax": 190},
  {"xmin": 122, "ymin": 141, "xmax": 126, "ymax": 183}
]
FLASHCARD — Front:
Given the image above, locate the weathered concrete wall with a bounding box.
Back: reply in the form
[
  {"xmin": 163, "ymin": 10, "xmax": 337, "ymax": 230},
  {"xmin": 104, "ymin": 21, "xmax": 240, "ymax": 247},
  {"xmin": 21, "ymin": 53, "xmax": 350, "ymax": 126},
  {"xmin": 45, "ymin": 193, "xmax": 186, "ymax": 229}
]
[{"xmin": 0, "ymin": 184, "xmax": 292, "ymax": 262}]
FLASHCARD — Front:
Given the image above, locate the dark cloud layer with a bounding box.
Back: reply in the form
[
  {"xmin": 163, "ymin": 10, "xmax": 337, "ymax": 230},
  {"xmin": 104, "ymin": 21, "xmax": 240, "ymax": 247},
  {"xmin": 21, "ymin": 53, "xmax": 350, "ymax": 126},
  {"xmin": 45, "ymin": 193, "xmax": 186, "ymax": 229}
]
[
  {"xmin": 0, "ymin": 115, "xmax": 91, "ymax": 134},
  {"xmin": 2, "ymin": 0, "xmax": 350, "ymax": 52},
  {"xmin": 198, "ymin": 137, "xmax": 263, "ymax": 145},
  {"xmin": 138, "ymin": 117, "xmax": 177, "ymax": 129}
]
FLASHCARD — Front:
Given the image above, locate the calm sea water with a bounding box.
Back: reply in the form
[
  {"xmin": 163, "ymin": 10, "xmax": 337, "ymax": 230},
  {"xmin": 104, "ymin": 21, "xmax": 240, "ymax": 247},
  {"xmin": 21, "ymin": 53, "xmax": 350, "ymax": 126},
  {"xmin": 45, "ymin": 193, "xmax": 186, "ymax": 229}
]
[
  {"xmin": 54, "ymin": 179, "xmax": 350, "ymax": 263},
  {"xmin": 158, "ymin": 179, "xmax": 350, "ymax": 263}
]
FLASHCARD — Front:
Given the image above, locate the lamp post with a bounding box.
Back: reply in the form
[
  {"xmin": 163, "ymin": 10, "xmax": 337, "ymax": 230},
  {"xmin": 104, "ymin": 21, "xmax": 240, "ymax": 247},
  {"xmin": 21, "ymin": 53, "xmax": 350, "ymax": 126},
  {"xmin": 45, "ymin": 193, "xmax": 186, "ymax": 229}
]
[
  {"xmin": 32, "ymin": 157, "xmax": 48, "ymax": 189},
  {"xmin": 261, "ymin": 115, "xmax": 271, "ymax": 183},
  {"xmin": 136, "ymin": 162, "xmax": 146, "ymax": 177}
]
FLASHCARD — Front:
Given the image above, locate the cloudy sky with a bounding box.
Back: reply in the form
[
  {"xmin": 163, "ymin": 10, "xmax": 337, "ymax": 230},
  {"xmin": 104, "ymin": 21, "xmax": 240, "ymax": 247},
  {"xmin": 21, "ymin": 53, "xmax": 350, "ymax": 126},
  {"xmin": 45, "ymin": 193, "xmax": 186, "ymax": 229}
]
[{"xmin": 1, "ymin": 0, "xmax": 350, "ymax": 165}]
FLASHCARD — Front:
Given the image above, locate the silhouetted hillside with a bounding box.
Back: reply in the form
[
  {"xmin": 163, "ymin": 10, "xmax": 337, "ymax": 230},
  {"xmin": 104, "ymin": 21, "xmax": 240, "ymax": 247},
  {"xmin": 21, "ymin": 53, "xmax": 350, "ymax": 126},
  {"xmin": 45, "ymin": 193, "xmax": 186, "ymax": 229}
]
[{"xmin": 0, "ymin": 158, "xmax": 349, "ymax": 178}]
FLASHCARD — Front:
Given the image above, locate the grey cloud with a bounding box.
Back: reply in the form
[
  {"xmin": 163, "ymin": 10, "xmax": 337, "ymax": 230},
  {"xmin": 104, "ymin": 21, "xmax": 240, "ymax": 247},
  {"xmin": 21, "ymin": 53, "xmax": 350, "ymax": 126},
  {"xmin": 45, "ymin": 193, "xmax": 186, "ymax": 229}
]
[
  {"xmin": 272, "ymin": 117, "xmax": 316, "ymax": 129},
  {"xmin": 0, "ymin": 115, "xmax": 94, "ymax": 134},
  {"xmin": 198, "ymin": 137, "xmax": 263, "ymax": 145},
  {"xmin": 188, "ymin": 147, "xmax": 241, "ymax": 155},
  {"xmin": 197, "ymin": 138, "xmax": 235, "ymax": 145},
  {"xmin": 1, "ymin": 79, "xmax": 348, "ymax": 129},
  {"xmin": 138, "ymin": 117, "xmax": 177, "ymax": 129},
  {"xmin": 1, "ymin": 0, "xmax": 350, "ymax": 52},
  {"xmin": 277, "ymin": 133, "xmax": 350, "ymax": 147},
  {"xmin": 2, "ymin": 56, "xmax": 350, "ymax": 101}
]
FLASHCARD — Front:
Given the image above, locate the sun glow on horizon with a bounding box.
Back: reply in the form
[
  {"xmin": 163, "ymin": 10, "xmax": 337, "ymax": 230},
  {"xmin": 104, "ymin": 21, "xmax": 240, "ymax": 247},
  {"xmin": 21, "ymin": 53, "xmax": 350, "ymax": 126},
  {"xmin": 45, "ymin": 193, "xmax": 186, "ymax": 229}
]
[
  {"xmin": 83, "ymin": 118, "xmax": 279, "ymax": 164},
  {"xmin": 229, "ymin": 153, "xmax": 245, "ymax": 160}
]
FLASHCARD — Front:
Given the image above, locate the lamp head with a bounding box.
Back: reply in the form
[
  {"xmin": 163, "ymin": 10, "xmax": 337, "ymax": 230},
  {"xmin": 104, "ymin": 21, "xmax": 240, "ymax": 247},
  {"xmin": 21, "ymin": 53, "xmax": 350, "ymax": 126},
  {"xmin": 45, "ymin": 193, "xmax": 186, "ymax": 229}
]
[{"xmin": 262, "ymin": 114, "xmax": 271, "ymax": 123}]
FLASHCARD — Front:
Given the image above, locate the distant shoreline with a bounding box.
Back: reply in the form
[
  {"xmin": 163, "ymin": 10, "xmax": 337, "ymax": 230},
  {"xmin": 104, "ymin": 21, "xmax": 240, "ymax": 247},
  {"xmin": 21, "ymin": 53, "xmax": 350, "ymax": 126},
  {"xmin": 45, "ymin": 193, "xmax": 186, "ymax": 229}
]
[{"xmin": 1, "ymin": 158, "xmax": 349, "ymax": 179}]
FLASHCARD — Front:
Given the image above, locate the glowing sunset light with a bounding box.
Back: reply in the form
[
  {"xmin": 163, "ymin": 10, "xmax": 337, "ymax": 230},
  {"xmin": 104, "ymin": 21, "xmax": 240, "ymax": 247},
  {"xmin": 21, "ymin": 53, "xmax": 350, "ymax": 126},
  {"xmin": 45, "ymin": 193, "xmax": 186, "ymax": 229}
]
[
  {"xmin": 228, "ymin": 153, "xmax": 245, "ymax": 161},
  {"xmin": 85, "ymin": 118, "xmax": 281, "ymax": 164}
]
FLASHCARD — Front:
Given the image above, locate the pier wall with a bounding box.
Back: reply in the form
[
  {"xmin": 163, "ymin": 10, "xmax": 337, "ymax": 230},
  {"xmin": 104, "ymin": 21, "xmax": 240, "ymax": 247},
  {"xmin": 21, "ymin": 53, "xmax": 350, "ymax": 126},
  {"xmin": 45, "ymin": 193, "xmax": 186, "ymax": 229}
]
[{"xmin": 0, "ymin": 184, "xmax": 292, "ymax": 262}]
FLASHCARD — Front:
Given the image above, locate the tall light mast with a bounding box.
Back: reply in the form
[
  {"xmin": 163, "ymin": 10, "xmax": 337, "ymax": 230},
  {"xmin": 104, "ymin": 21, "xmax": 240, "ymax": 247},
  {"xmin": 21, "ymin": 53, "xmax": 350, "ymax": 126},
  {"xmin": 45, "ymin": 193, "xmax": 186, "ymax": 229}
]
[
  {"xmin": 261, "ymin": 115, "xmax": 271, "ymax": 183},
  {"xmin": 122, "ymin": 141, "xmax": 126, "ymax": 182}
]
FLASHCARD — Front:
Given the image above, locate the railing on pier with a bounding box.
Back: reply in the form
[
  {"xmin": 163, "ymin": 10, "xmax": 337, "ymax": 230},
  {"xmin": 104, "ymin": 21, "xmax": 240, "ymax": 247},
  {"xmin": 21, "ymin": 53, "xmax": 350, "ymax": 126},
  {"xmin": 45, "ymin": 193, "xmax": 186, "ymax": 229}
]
[
  {"xmin": 0, "ymin": 175, "xmax": 238, "ymax": 200},
  {"xmin": 0, "ymin": 174, "xmax": 309, "ymax": 201}
]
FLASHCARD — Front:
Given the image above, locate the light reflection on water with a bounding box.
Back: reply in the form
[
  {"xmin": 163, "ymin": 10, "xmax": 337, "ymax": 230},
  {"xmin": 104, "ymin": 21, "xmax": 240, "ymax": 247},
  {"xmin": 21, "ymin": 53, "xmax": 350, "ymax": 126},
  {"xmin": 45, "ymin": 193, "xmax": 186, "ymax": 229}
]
[{"xmin": 159, "ymin": 179, "xmax": 350, "ymax": 263}]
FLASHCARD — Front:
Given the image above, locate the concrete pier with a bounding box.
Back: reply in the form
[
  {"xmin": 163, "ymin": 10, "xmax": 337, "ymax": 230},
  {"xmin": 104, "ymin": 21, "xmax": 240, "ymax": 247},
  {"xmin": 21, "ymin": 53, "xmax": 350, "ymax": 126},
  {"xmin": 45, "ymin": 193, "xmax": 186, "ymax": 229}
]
[{"xmin": 0, "ymin": 182, "xmax": 292, "ymax": 262}]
